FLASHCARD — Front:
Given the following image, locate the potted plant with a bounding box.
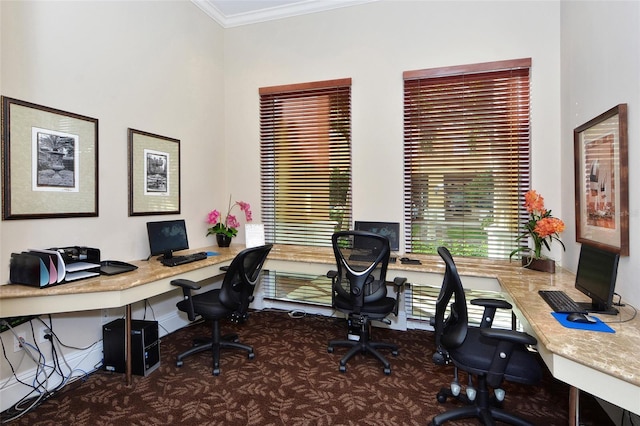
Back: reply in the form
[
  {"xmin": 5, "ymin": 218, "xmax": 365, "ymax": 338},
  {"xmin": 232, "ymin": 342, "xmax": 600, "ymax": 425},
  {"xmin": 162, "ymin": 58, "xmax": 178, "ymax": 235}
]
[
  {"xmin": 510, "ymin": 190, "xmax": 565, "ymax": 272},
  {"xmin": 206, "ymin": 196, "xmax": 253, "ymax": 247}
]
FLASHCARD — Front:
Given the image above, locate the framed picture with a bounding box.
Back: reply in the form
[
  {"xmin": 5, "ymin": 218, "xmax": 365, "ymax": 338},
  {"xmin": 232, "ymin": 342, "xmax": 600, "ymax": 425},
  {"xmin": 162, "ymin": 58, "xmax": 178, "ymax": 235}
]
[
  {"xmin": 1, "ymin": 96, "xmax": 98, "ymax": 220},
  {"xmin": 574, "ymin": 104, "xmax": 629, "ymax": 255},
  {"xmin": 128, "ymin": 128, "xmax": 180, "ymax": 216}
]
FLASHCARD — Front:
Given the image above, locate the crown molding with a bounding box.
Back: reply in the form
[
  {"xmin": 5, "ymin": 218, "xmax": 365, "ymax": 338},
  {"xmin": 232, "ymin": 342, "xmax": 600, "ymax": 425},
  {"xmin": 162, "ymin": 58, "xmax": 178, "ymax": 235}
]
[{"xmin": 192, "ymin": 0, "xmax": 377, "ymax": 28}]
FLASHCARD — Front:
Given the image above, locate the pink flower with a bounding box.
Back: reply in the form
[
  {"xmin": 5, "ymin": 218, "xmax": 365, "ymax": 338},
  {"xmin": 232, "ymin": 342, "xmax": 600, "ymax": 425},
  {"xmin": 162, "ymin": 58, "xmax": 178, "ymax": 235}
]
[
  {"xmin": 207, "ymin": 210, "xmax": 220, "ymax": 224},
  {"xmin": 238, "ymin": 201, "xmax": 253, "ymax": 222},
  {"xmin": 227, "ymin": 214, "xmax": 240, "ymax": 229}
]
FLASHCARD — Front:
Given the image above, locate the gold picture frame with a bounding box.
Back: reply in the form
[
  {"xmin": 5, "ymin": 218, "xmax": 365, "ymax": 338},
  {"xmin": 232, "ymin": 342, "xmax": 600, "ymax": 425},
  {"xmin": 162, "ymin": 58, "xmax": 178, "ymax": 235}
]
[
  {"xmin": 1, "ymin": 96, "xmax": 99, "ymax": 220},
  {"xmin": 573, "ymin": 104, "xmax": 629, "ymax": 255},
  {"xmin": 128, "ymin": 128, "xmax": 180, "ymax": 216}
]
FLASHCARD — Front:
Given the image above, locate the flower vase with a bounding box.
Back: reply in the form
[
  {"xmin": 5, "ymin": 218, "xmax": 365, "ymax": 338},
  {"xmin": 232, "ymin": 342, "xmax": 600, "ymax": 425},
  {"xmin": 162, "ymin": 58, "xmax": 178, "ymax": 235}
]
[
  {"xmin": 522, "ymin": 256, "xmax": 555, "ymax": 273},
  {"xmin": 216, "ymin": 234, "xmax": 232, "ymax": 248}
]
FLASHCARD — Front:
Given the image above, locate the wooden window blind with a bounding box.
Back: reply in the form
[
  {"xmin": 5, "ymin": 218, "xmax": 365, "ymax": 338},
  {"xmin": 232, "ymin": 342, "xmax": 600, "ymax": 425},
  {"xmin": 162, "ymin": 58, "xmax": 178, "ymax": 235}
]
[
  {"xmin": 260, "ymin": 79, "xmax": 352, "ymax": 247},
  {"xmin": 403, "ymin": 59, "xmax": 531, "ymax": 259}
]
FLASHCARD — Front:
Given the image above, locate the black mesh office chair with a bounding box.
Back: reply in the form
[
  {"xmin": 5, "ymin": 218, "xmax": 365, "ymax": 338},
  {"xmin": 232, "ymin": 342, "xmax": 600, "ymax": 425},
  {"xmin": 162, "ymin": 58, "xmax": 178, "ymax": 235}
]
[
  {"xmin": 171, "ymin": 244, "xmax": 272, "ymax": 375},
  {"xmin": 327, "ymin": 230, "xmax": 407, "ymax": 375},
  {"xmin": 430, "ymin": 246, "xmax": 542, "ymax": 426}
]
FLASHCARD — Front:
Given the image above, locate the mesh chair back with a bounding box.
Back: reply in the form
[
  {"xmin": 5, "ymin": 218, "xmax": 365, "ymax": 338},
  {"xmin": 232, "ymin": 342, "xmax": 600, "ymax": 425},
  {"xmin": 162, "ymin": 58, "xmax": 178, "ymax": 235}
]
[
  {"xmin": 219, "ymin": 244, "xmax": 273, "ymax": 315},
  {"xmin": 434, "ymin": 246, "xmax": 469, "ymax": 353},
  {"xmin": 331, "ymin": 231, "xmax": 390, "ymax": 312}
]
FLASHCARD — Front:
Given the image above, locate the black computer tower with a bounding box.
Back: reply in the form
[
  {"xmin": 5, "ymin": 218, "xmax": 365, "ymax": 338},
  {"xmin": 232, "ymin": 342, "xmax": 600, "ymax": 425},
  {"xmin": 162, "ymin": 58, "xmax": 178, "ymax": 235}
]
[{"xmin": 102, "ymin": 319, "xmax": 160, "ymax": 376}]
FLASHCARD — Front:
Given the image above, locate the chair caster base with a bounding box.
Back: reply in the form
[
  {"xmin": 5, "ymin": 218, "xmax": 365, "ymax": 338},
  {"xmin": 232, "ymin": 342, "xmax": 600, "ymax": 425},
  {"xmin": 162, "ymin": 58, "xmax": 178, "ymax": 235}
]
[{"xmin": 383, "ymin": 367, "xmax": 391, "ymax": 375}]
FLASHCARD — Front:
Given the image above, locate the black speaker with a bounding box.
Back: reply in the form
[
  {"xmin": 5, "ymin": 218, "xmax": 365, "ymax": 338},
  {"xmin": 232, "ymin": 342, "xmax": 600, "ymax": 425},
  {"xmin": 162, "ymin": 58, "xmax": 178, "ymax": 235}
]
[{"xmin": 103, "ymin": 319, "xmax": 160, "ymax": 376}]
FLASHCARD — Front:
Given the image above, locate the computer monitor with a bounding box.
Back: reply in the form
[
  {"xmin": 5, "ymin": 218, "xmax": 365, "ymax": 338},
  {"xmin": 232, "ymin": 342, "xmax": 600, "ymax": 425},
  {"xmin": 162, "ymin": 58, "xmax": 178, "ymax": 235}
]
[
  {"xmin": 354, "ymin": 221, "xmax": 400, "ymax": 252},
  {"xmin": 146, "ymin": 219, "xmax": 189, "ymax": 259},
  {"xmin": 574, "ymin": 243, "xmax": 620, "ymax": 315}
]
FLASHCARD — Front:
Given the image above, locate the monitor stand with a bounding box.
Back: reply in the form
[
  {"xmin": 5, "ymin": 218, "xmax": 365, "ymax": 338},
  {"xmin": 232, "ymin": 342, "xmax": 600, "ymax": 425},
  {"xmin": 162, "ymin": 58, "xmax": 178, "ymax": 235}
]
[{"xmin": 576, "ymin": 302, "xmax": 619, "ymax": 316}]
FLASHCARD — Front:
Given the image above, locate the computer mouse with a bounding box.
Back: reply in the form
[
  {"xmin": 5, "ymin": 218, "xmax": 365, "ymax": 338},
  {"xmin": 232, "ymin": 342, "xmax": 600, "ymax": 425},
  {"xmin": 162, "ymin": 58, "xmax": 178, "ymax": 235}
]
[{"xmin": 566, "ymin": 312, "xmax": 597, "ymax": 323}]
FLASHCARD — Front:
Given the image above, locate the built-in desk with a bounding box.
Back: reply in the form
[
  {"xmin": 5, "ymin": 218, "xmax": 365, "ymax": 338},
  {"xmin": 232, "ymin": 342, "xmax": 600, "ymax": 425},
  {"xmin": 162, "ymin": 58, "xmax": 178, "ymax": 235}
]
[
  {"xmin": 264, "ymin": 245, "xmax": 640, "ymax": 420},
  {"xmin": 1, "ymin": 244, "xmax": 639, "ymax": 421}
]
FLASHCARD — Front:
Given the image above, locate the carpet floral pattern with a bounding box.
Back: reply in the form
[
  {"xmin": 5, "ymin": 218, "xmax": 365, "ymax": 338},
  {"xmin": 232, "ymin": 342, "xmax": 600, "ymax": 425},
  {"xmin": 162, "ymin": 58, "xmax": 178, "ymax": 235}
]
[{"xmin": 10, "ymin": 310, "xmax": 611, "ymax": 425}]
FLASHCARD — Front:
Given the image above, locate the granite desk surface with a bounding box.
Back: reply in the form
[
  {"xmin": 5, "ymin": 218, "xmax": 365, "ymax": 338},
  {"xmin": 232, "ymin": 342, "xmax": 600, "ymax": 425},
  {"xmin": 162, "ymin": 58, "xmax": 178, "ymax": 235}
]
[{"xmin": 2, "ymin": 244, "xmax": 639, "ymax": 390}]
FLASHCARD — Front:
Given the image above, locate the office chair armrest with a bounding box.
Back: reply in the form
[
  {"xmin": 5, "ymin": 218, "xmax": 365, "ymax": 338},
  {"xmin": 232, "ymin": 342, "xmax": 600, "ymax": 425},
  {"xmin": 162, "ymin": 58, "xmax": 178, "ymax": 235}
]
[
  {"xmin": 471, "ymin": 298, "xmax": 512, "ymax": 310},
  {"xmin": 481, "ymin": 328, "xmax": 538, "ymax": 387},
  {"xmin": 391, "ymin": 277, "xmax": 408, "ymax": 316},
  {"xmin": 327, "ymin": 270, "xmax": 338, "ymax": 279},
  {"xmin": 480, "ymin": 328, "xmax": 537, "ymax": 346},
  {"xmin": 171, "ymin": 279, "xmax": 201, "ymax": 291},
  {"xmin": 171, "ymin": 279, "xmax": 201, "ymax": 322},
  {"xmin": 471, "ymin": 298, "xmax": 513, "ymax": 328}
]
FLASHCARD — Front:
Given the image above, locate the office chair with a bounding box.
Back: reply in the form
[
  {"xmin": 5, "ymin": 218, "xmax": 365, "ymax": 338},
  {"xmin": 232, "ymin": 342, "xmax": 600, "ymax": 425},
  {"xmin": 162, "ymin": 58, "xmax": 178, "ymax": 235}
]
[
  {"xmin": 171, "ymin": 244, "xmax": 272, "ymax": 375},
  {"xmin": 327, "ymin": 230, "xmax": 407, "ymax": 375},
  {"xmin": 430, "ymin": 246, "xmax": 542, "ymax": 426}
]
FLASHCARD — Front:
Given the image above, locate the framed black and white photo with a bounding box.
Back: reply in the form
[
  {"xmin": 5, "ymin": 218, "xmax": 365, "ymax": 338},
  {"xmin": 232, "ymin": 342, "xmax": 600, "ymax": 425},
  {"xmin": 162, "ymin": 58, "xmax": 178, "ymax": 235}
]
[
  {"xmin": 574, "ymin": 104, "xmax": 629, "ymax": 255},
  {"xmin": 1, "ymin": 96, "xmax": 98, "ymax": 219},
  {"xmin": 128, "ymin": 128, "xmax": 180, "ymax": 216}
]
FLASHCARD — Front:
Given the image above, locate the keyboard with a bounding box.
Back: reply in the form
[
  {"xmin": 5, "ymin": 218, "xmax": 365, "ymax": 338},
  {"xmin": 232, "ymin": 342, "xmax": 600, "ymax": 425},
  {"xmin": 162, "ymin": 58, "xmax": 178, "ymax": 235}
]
[
  {"xmin": 538, "ymin": 290, "xmax": 586, "ymax": 313},
  {"xmin": 161, "ymin": 252, "xmax": 207, "ymax": 267}
]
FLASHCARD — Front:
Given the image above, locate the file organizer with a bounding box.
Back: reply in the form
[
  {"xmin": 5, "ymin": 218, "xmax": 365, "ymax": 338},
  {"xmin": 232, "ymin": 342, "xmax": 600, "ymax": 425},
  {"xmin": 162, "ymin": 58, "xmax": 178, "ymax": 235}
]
[{"xmin": 9, "ymin": 246, "xmax": 101, "ymax": 287}]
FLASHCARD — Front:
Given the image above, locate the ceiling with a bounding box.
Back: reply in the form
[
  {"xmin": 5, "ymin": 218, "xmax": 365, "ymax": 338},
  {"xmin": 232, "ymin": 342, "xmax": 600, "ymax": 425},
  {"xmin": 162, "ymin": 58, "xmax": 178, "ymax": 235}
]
[{"xmin": 192, "ymin": 0, "xmax": 376, "ymax": 28}]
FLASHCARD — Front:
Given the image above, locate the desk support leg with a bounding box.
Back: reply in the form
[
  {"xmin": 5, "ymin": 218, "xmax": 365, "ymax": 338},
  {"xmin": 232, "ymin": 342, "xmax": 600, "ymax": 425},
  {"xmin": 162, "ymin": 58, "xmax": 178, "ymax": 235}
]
[
  {"xmin": 125, "ymin": 304, "xmax": 132, "ymax": 386},
  {"xmin": 569, "ymin": 386, "xmax": 579, "ymax": 426}
]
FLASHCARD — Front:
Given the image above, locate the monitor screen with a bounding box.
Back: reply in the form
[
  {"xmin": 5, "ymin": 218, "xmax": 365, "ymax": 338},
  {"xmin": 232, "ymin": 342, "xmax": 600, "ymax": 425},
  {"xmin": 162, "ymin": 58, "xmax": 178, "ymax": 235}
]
[
  {"xmin": 354, "ymin": 221, "xmax": 400, "ymax": 252},
  {"xmin": 146, "ymin": 219, "xmax": 189, "ymax": 259},
  {"xmin": 574, "ymin": 243, "xmax": 620, "ymax": 314}
]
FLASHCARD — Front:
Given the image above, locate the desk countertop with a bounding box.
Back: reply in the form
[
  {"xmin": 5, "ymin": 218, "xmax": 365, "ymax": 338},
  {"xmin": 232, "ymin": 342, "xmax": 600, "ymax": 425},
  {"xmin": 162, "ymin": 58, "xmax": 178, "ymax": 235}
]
[{"xmin": 2, "ymin": 244, "xmax": 639, "ymax": 398}]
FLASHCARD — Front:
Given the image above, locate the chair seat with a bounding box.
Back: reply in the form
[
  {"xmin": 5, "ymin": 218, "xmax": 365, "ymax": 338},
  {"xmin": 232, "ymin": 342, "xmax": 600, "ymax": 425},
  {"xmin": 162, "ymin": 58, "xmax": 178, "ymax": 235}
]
[
  {"xmin": 176, "ymin": 289, "xmax": 231, "ymax": 319},
  {"xmin": 448, "ymin": 327, "xmax": 542, "ymax": 386},
  {"xmin": 334, "ymin": 293, "xmax": 396, "ymax": 316}
]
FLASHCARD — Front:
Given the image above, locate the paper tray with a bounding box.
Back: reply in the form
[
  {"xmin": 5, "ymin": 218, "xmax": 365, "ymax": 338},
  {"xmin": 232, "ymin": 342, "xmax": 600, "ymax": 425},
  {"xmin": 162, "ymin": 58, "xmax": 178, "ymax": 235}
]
[{"xmin": 100, "ymin": 261, "xmax": 138, "ymax": 276}]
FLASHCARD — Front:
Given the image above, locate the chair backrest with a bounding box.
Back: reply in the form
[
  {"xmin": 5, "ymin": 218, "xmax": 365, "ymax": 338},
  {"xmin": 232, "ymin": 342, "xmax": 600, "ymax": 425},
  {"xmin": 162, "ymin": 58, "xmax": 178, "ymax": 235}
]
[
  {"xmin": 219, "ymin": 244, "xmax": 273, "ymax": 317},
  {"xmin": 331, "ymin": 230, "xmax": 390, "ymax": 312},
  {"xmin": 433, "ymin": 246, "xmax": 469, "ymax": 357}
]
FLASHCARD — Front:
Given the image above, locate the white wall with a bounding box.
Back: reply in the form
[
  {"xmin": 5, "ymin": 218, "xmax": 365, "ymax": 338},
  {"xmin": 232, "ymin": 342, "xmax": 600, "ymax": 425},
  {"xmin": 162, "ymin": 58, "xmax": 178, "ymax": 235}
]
[
  {"xmin": 560, "ymin": 0, "xmax": 640, "ymax": 308},
  {"xmin": 223, "ymin": 0, "xmax": 562, "ymax": 257},
  {"xmin": 0, "ymin": 0, "xmax": 225, "ymax": 411}
]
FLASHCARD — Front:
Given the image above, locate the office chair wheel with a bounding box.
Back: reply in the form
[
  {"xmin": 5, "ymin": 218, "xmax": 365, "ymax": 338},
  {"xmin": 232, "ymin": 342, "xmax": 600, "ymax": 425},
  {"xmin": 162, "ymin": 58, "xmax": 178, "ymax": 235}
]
[
  {"xmin": 383, "ymin": 367, "xmax": 391, "ymax": 375},
  {"xmin": 327, "ymin": 346, "xmax": 334, "ymax": 353},
  {"xmin": 339, "ymin": 365, "xmax": 347, "ymax": 373},
  {"xmin": 176, "ymin": 360, "xmax": 184, "ymax": 367},
  {"xmin": 392, "ymin": 350, "xmax": 399, "ymax": 357},
  {"xmin": 436, "ymin": 390, "xmax": 448, "ymax": 403},
  {"xmin": 213, "ymin": 367, "xmax": 221, "ymax": 376},
  {"xmin": 248, "ymin": 352, "xmax": 255, "ymax": 360}
]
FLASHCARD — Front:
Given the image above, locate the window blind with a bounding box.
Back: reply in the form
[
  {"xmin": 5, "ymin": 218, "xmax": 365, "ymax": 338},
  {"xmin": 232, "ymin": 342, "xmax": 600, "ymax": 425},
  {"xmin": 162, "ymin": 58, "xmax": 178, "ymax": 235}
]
[
  {"xmin": 403, "ymin": 59, "xmax": 531, "ymax": 259},
  {"xmin": 260, "ymin": 79, "xmax": 352, "ymax": 247}
]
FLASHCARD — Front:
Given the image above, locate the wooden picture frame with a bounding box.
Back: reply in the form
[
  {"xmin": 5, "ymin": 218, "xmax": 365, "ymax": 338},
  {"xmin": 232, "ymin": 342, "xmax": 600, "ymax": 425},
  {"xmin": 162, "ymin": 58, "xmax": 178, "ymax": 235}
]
[
  {"xmin": 1, "ymin": 96, "xmax": 99, "ymax": 220},
  {"xmin": 574, "ymin": 104, "xmax": 629, "ymax": 255},
  {"xmin": 128, "ymin": 128, "xmax": 180, "ymax": 216}
]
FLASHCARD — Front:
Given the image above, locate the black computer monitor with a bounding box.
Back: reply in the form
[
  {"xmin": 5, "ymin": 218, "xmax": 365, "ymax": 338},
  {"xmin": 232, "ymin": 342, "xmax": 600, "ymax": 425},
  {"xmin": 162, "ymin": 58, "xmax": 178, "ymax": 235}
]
[
  {"xmin": 354, "ymin": 221, "xmax": 400, "ymax": 252},
  {"xmin": 574, "ymin": 243, "xmax": 620, "ymax": 315},
  {"xmin": 146, "ymin": 219, "xmax": 189, "ymax": 259}
]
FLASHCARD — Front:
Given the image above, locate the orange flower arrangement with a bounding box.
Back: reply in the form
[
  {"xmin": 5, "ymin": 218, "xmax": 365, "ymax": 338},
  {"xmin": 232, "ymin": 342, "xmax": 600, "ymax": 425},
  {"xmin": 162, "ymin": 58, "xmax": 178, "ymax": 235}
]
[{"xmin": 510, "ymin": 190, "xmax": 565, "ymax": 261}]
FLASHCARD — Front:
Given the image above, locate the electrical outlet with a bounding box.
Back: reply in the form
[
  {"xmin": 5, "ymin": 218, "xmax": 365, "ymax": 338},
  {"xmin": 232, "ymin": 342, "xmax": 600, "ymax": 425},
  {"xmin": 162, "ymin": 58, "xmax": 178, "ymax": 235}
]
[
  {"xmin": 39, "ymin": 326, "xmax": 51, "ymax": 343},
  {"xmin": 13, "ymin": 332, "xmax": 26, "ymax": 352}
]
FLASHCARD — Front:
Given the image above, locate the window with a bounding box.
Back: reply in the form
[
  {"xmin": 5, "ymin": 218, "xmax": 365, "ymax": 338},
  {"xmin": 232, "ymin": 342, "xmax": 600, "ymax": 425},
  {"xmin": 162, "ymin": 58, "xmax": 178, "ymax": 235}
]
[
  {"xmin": 260, "ymin": 78, "xmax": 352, "ymax": 247},
  {"xmin": 403, "ymin": 59, "xmax": 531, "ymax": 259}
]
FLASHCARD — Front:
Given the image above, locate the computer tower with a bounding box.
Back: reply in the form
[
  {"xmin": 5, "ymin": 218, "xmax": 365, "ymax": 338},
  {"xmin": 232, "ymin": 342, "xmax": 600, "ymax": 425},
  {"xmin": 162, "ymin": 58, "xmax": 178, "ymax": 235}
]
[{"xmin": 103, "ymin": 319, "xmax": 160, "ymax": 376}]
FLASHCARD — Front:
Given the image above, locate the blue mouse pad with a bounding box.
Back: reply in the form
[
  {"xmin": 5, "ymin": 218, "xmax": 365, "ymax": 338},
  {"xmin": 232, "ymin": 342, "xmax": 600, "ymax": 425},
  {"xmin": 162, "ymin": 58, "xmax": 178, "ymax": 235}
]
[
  {"xmin": 206, "ymin": 251, "xmax": 219, "ymax": 256},
  {"xmin": 551, "ymin": 312, "xmax": 615, "ymax": 333}
]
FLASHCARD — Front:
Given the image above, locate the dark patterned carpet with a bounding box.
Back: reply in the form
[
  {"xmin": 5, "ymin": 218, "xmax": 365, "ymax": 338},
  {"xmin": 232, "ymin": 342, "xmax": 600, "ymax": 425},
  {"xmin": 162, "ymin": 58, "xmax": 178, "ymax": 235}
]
[{"xmin": 7, "ymin": 310, "xmax": 613, "ymax": 425}]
